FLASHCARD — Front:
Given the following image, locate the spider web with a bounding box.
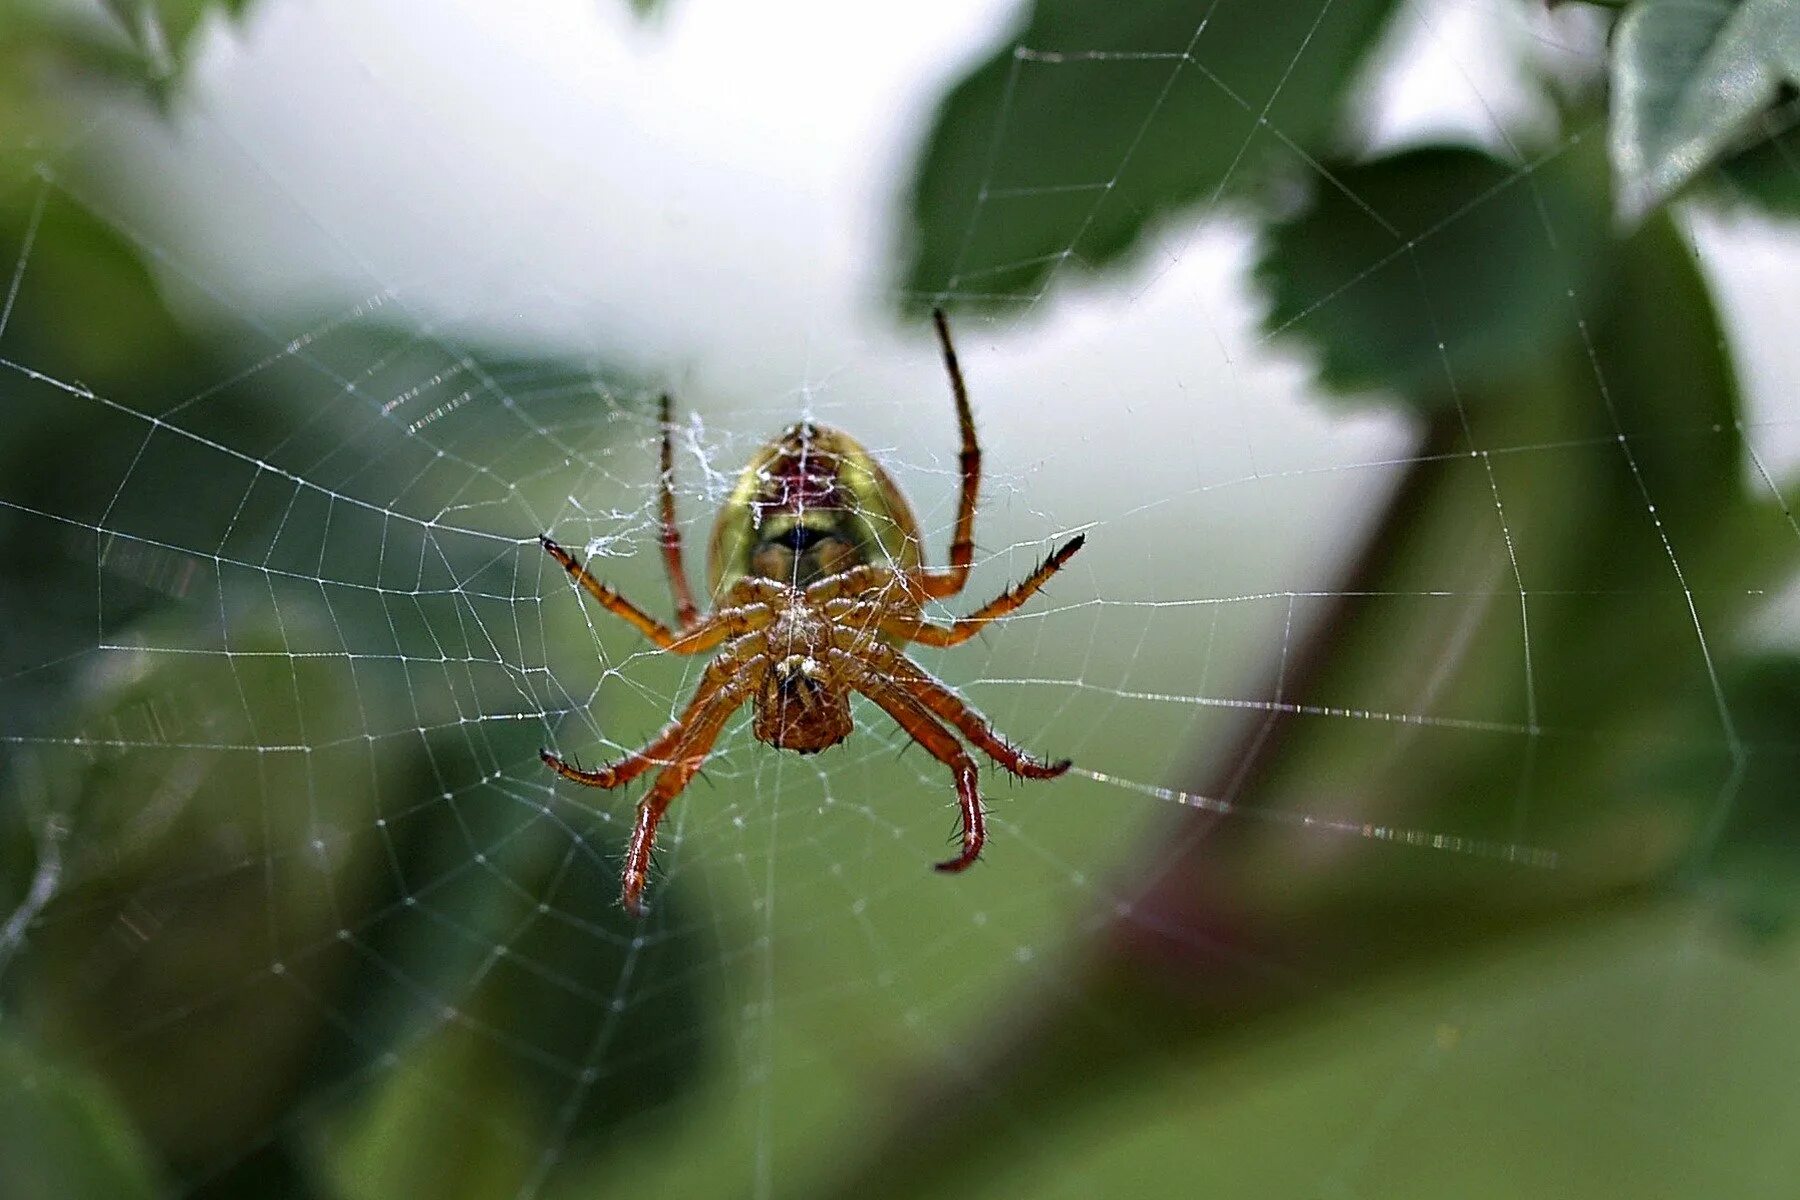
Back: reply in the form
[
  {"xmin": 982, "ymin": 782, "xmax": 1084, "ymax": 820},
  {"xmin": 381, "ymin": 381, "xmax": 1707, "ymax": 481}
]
[{"xmin": 1, "ymin": 1, "xmax": 1797, "ymax": 1198}]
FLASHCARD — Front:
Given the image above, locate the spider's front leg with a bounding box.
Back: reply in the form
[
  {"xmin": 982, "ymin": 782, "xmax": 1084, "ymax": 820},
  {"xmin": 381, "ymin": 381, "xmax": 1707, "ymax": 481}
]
[
  {"xmin": 880, "ymin": 534, "xmax": 1085, "ymax": 648},
  {"xmin": 914, "ymin": 307, "xmax": 981, "ymax": 601},
  {"xmin": 656, "ymin": 393, "xmax": 703, "ymax": 630},
  {"xmin": 540, "ymin": 535, "xmax": 766, "ymax": 654}
]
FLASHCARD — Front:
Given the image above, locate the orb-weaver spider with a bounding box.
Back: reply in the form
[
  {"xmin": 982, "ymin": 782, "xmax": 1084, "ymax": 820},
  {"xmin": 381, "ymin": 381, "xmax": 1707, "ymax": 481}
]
[{"xmin": 541, "ymin": 310, "xmax": 1084, "ymax": 915}]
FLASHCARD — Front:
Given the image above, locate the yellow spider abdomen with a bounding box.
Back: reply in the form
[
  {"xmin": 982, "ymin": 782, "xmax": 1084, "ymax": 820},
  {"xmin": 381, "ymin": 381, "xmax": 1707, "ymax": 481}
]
[{"xmin": 707, "ymin": 423, "xmax": 923, "ymax": 594}]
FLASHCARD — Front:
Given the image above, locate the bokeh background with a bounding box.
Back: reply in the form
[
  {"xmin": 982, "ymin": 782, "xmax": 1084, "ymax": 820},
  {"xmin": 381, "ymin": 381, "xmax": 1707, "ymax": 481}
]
[{"xmin": 3, "ymin": 1, "xmax": 1799, "ymax": 1197}]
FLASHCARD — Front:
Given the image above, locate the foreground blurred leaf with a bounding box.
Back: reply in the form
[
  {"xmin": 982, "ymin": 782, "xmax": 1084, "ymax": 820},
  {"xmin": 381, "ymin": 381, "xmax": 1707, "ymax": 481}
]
[
  {"xmin": 900, "ymin": 0, "xmax": 1401, "ymax": 311},
  {"xmin": 1610, "ymin": 0, "xmax": 1800, "ymax": 222},
  {"xmin": 1714, "ymin": 106, "xmax": 1800, "ymax": 217},
  {"xmin": 814, "ymin": 197, "xmax": 1793, "ymax": 1197},
  {"xmin": 0, "ymin": 1033, "xmax": 163, "ymax": 1200},
  {"xmin": 99, "ymin": 0, "xmax": 253, "ymax": 103},
  {"xmin": 0, "ymin": 0, "xmax": 248, "ymax": 133},
  {"xmin": 324, "ymin": 1021, "xmax": 537, "ymax": 1200},
  {"xmin": 1256, "ymin": 141, "xmax": 1610, "ymax": 405},
  {"xmin": 7, "ymin": 603, "xmax": 405, "ymax": 1175},
  {"xmin": 310, "ymin": 720, "xmax": 715, "ymax": 1197},
  {"xmin": 1670, "ymin": 655, "xmax": 1800, "ymax": 939}
]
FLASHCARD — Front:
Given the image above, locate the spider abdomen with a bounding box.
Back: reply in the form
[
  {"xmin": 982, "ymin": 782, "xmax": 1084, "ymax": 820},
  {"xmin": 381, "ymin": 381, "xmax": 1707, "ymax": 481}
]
[{"xmin": 708, "ymin": 424, "xmax": 923, "ymax": 593}]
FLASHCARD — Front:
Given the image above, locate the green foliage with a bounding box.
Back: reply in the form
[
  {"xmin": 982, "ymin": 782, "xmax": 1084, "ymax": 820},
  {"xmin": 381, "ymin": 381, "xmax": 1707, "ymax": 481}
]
[
  {"xmin": 0, "ymin": 0, "xmax": 248, "ymax": 127},
  {"xmin": 98, "ymin": 0, "xmax": 253, "ymax": 102},
  {"xmin": 1672, "ymin": 655, "xmax": 1800, "ymax": 939},
  {"xmin": 1255, "ymin": 142, "xmax": 1611, "ymax": 406},
  {"xmin": 2, "ymin": 2, "xmax": 1796, "ymax": 1198},
  {"xmin": 900, "ymin": 0, "xmax": 1403, "ymax": 311},
  {"xmin": 0, "ymin": 1034, "xmax": 164, "ymax": 1200},
  {"xmin": 10, "ymin": 607, "xmax": 402, "ymax": 1171},
  {"xmin": 1609, "ymin": 0, "xmax": 1800, "ymax": 222},
  {"xmin": 819, "ymin": 190, "xmax": 1791, "ymax": 1197},
  {"xmin": 1714, "ymin": 105, "xmax": 1800, "ymax": 216},
  {"xmin": 0, "ymin": 162, "xmax": 712, "ymax": 1199}
]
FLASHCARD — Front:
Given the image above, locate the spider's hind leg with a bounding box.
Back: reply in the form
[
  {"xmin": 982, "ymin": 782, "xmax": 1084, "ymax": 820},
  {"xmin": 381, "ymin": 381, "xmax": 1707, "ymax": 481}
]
[
  {"xmin": 845, "ymin": 639, "xmax": 1072, "ymax": 781},
  {"xmin": 845, "ymin": 662, "xmax": 987, "ymax": 873}
]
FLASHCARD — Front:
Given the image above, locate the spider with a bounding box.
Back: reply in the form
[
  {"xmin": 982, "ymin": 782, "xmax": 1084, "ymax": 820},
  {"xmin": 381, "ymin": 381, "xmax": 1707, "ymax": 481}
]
[{"xmin": 540, "ymin": 310, "xmax": 1084, "ymax": 915}]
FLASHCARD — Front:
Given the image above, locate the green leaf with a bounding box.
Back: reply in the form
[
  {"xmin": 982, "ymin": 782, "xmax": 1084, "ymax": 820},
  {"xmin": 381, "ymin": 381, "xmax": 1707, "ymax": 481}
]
[
  {"xmin": 100, "ymin": 0, "xmax": 254, "ymax": 89},
  {"xmin": 808, "ymin": 210, "xmax": 1792, "ymax": 1200},
  {"xmin": 6, "ymin": 603, "xmax": 409, "ymax": 1173},
  {"xmin": 899, "ymin": 0, "xmax": 1402, "ymax": 312},
  {"xmin": 1255, "ymin": 141, "xmax": 1611, "ymax": 406},
  {"xmin": 304, "ymin": 720, "xmax": 714, "ymax": 1195},
  {"xmin": 1610, "ymin": 0, "xmax": 1800, "ymax": 221},
  {"xmin": 1713, "ymin": 102, "xmax": 1800, "ymax": 216},
  {"xmin": 1668, "ymin": 655, "xmax": 1800, "ymax": 939},
  {"xmin": 0, "ymin": 1033, "xmax": 164, "ymax": 1200},
  {"xmin": 321, "ymin": 1023, "xmax": 539, "ymax": 1200}
]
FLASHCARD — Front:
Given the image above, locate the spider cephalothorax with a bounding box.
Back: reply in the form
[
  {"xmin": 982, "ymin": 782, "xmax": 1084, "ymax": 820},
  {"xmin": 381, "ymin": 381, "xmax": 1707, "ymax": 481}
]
[{"xmin": 541, "ymin": 310, "xmax": 1084, "ymax": 915}]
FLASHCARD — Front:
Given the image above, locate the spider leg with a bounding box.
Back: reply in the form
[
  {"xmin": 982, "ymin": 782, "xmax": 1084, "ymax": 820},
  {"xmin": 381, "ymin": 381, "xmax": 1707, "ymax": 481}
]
[
  {"xmin": 541, "ymin": 535, "xmax": 759, "ymax": 653},
  {"xmin": 830, "ymin": 643, "xmax": 1070, "ymax": 781},
  {"xmin": 849, "ymin": 669, "xmax": 986, "ymax": 874},
  {"xmin": 880, "ymin": 534, "xmax": 1084, "ymax": 648},
  {"xmin": 912, "ymin": 308, "xmax": 981, "ymax": 601},
  {"xmin": 542, "ymin": 634, "xmax": 764, "ymax": 788},
  {"xmin": 658, "ymin": 393, "xmax": 703, "ymax": 630},
  {"xmin": 621, "ymin": 678, "xmax": 750, "ymax": 915}
]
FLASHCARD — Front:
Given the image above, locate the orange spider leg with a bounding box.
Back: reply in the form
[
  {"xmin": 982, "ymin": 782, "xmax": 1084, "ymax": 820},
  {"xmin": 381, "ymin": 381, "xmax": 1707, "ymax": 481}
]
[
  {"xmin": 879, "ymin": 534, "xmax": 1085, "ymax": 647},
  {"xmin": 541, "ymin": 634, "xmax": 765, "ymax": 788},
  {"xmin": 541, "ymin": 535, "xmax": 766, "ymax": 653},
  {"xmin": 849, "ymin": 668, "xmax": 986, "ymax": 873},
  {"xmin": 657, "ymin": 393, "xmax": 702, "ymax": 630},
  {"xmin": 831, "ymin": 642, "xmax": 1070, "ymax": 781},
  {"xmin": 909, "ymin": 308, "xmax": 982, "ymax": 601},
  {"xmin": 620, "ymin": 678, "xmax": 752, "ymax": 914}
]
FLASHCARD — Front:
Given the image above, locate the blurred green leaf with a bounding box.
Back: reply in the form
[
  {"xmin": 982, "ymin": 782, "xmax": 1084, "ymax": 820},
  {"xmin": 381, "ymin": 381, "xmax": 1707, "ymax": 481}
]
[
  {"xmin": 1255, "ymin": 141, "xmax": 1610, "ymax": 406},
  {"xmin": 812, "ymin": 199, "xmax": 1793, "ymax": 1200},
  {"xmin": 310, "ymin": 720, "xmax": 715, "ymax": 1195},
  {"xmin": 1713, "ymin": 103, "xmax": 1800, "ymax": 216},
  {"xmin": 99, "ymin": 0, "xmax": 254, "ymax": 103},
  {"xmin": 0, "ymin": 1033, "xmax": 163, "ymax": 1200},
  {"xmin": 9, "ymin": 603, "xmax": 407, "ymax": 1173},
  {"xmin": 1668, "ymin": 656, "xmax": 1800, "ymax": 938},
  {"xmin": 899, "ymin": 0, "xmax": 1402, "ymax": 312},
  {"xmin": 0, "ymin": 0, "xmax": 249, "ymax": 130},
  {"xmin": 324, "ymin": 1022, "xmax": 539, "ymax": 1200},
  {"xmin": 1610, "ymin": 0, "xmax": 1800, "ymax": 222}
]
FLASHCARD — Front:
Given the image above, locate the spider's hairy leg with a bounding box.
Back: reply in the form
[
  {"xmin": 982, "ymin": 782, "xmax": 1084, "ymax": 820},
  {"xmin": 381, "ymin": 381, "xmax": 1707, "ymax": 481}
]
[
  {"xmin": 621, "ymin": 677, "xmax": 750, "ymax": 915},
  {"xmin": 833, "ymin": 642, "xmax": 1070, "ymax": 781},
  {"xmin": 657, "ymin": 393, "xmax": 702, "ymax": 630},
  {"xmin": 540, "ymin": 534, "xmax": 754, "ymax": 654},
  {"xmin": 914, "ymin": 308, "xmax": 980, "ymax": 601},
  {"xmin": 851, "ymin": 669, "xmax": 986, "ymax": 874},
  {"xmin": 885, "ymin": 534, "xmax": 1085, "ymax": 648},
  {"xmin": 541, "ymin": 634, "xmax": 764, "ymax": 788}
]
